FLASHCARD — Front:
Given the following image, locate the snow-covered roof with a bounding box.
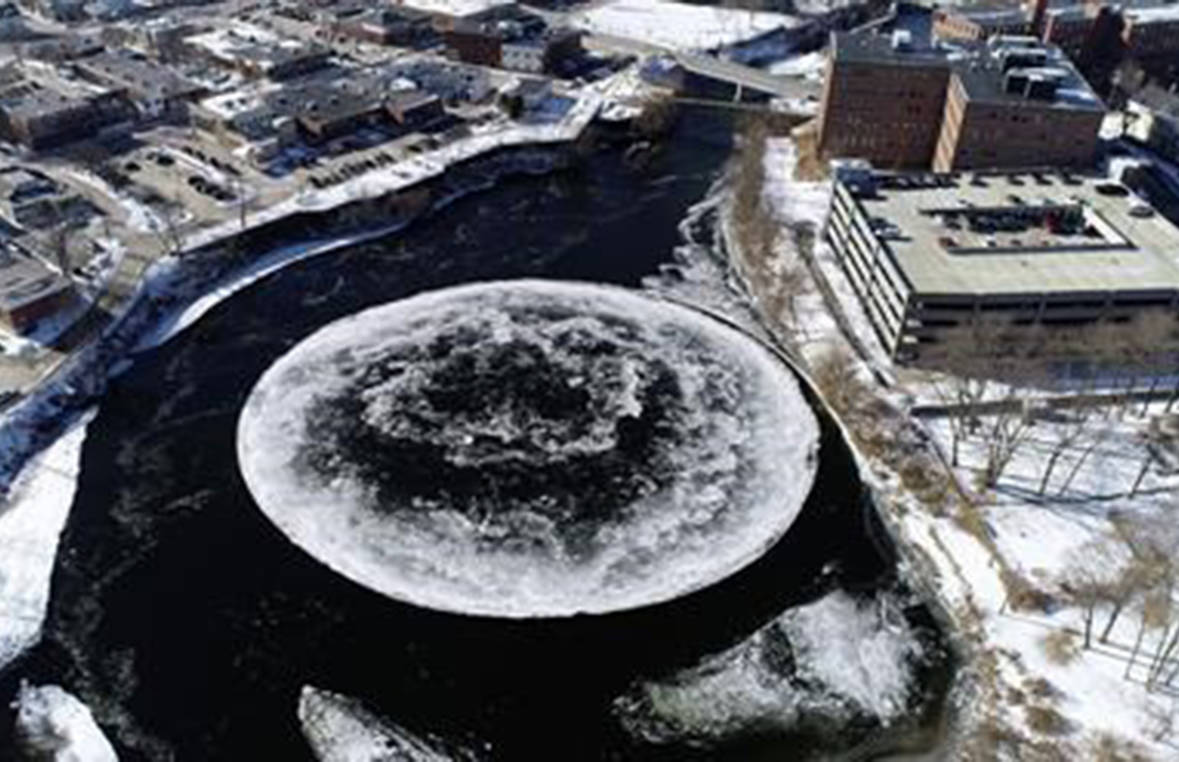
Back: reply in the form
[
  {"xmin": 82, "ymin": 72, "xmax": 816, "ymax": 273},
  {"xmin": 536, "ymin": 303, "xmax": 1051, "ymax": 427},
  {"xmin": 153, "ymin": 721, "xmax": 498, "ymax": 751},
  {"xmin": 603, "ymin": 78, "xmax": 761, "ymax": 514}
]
[
  {"xmin": 573, "ymin": 0, "xmax": 802, "ymax": 52},
  {"xmin": 1124, "ymin": 3, "xmax": 1179, "ymax": 23}
]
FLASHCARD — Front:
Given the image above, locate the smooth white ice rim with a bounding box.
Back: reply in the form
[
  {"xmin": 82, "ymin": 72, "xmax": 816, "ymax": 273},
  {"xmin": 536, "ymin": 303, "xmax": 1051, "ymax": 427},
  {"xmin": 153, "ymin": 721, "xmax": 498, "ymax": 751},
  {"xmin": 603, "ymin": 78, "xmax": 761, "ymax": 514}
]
[{"xmin": 237, "ymin": 280, "xmax": 820, "ymax": 618}]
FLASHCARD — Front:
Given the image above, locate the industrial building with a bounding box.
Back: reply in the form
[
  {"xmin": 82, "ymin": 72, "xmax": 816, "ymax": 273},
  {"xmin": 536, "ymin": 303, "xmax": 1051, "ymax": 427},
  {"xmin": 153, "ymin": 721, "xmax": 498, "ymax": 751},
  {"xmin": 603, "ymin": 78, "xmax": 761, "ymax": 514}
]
[
  {"xmin": 817, "ymin": 33, "xmax": 1105, "ymax": 172},
  {"xmin": 826, "ymin": 163, "xmax": 1179, "ymax": 362}
]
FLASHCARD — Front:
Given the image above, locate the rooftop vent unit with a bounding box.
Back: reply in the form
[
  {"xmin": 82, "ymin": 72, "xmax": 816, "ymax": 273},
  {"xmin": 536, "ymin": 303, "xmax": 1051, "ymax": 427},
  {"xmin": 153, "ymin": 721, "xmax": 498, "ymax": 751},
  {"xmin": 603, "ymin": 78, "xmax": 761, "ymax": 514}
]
[
  {"xmin": 1025, "ymin": 73, "xmax": 1059, "ymax": 100},
  {"xmin": 1000, "ymin": 49, "xmax": 1048, "ymax": 71},
  {"xmin": 832, "ymin": 158, "xmax": 876, "ymax": 195},
  {"xmin": 988, "ymin": 34, "xmax": 1041, "ymax": 50},
  {"xmin": 1004, "ymin": 70, "xmax": 1029, "ymax": 94},
  {"xmin": 891, "ymin": 29, "xmax": 912, "ymax": 51}
]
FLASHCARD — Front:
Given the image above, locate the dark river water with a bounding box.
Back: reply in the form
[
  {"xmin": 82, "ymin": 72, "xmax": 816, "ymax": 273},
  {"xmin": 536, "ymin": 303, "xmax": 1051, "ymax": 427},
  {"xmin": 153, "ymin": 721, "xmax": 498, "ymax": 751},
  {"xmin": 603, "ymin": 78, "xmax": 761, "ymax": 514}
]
[{"xmin": 0, "ymin": 110, "xmax": 951, "ymax": 761}]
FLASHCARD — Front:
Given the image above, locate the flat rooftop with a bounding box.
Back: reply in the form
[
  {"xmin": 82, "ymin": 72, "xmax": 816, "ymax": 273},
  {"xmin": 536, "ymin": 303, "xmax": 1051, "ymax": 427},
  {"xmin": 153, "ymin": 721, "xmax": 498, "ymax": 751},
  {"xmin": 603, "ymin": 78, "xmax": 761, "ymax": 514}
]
[
  {"xmin": 832, "ymin": 30, "xmax": 953, "ymax": 66},
  {"xmin": 75, "ymin": 51, "xmax": 204, "ymax": 99},
  {"xmin": 831, "ymin": 33, "xmax": 1104, "ymax": 113},
  {"xmin": 1125, "ymin": 4, "xmax": 1179, "ymax": 24},
  {"xmin": 846, "ymin": 170, "xmax": 1179, "ymax": 296},
  {"xmin": 0, "ymin": 249, "xmax": 71, "ymax": 313}
]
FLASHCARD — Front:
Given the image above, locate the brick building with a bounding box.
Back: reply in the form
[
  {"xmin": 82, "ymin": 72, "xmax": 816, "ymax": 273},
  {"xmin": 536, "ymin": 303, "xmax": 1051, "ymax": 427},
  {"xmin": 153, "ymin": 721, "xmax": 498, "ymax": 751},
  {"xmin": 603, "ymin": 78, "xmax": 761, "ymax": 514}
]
[
  {"xmin": 1121, "ymin": 6, "xmax": 1179, "ymax": 84},
  {"xmin": 0, "ymin": 64, "xmax": 132, "ymax": 150},
  {"xmin": 816, "ymin": 33, "xmax": 951, "ymax": 170},
  {"xmin": 932, "ymin": 42, "xmax": 1105, "ymax": 171},
  {"xmin": 1030, "ymin": 0, "xmax": 1179, "ymax": 89},
  {"xmin": 0, "ymin": 246, "xmax": 75, "ymax": 334},
  {"xmin": 443, "ymin": 19, "xmax": 502, "ymax": 67},
  {"xmin": 817, "ymin": 33, "xmax": 1104, "ymax": 172},
  {"xmin": 932, "ymin": 5, "xmax": 1029, "ymax": 41}
]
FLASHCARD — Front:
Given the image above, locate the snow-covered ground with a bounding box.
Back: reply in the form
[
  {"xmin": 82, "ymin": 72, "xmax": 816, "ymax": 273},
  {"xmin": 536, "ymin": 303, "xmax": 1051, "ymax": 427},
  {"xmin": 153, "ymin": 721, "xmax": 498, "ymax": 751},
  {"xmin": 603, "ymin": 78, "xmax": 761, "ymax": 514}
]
[
  {"xmin": 0, "ymin": 410, "xmax": 93, "ymax": 672},
  {"xmin": 755, "ymin": 132, "xmax": 1179, "ymax": 756},
  {"xmin": 573, "ymin": 0, "xmax": 802, "ymax": 52},
  {"xmin": 10, "ymin": 682, "xmax": 117, "ymax": 762}
]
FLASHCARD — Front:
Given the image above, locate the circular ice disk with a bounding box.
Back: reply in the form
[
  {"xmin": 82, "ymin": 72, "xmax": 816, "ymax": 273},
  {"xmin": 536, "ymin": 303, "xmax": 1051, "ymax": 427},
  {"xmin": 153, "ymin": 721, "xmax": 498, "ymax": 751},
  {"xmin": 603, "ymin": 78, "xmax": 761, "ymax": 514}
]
[{"xmin": 237, "ymin": 281, "xmax": 819, "ymax": 618}]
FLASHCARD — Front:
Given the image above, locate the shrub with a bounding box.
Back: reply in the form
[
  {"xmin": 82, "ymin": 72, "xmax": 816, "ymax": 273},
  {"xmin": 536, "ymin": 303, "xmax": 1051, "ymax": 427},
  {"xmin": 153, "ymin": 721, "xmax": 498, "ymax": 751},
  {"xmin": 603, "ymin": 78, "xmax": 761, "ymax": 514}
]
[
  {"xmin": 1087, "ymin": 732, "xmax": 1155, "ymax": 762},
  {"xmin": 1026, "ymin": 705, "xmax": 1071, "ymax": 736},
  {"xmin": 1023, "ymin": 677, "xmax": 1058, "ymax": 699},
  {"xmin": 1041, "ymin": 630, "xmax": 1080, "ymax": 665}
]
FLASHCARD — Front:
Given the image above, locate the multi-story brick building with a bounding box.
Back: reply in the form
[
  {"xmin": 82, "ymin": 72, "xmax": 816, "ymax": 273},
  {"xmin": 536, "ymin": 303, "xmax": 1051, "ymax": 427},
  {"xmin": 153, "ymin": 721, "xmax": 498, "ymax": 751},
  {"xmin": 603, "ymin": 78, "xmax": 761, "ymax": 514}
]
[
  {"xmin": 932, "ymin": 44, "xmax": 1105, "ymax": 171},
  {"xmin": 1121, "ymin": 6, "xmax": 1179, "ymax": 84},
  {"xmin": 816, "ymin": 33, "xmax": 951, "ymax": 170},
  {"xmin": 1030, "ymin": 0, "xmax": 1179, "ymax": 89},
  {"xmin": 817, "ymin": 33, "xmax": 1105, "ymax": 172}
]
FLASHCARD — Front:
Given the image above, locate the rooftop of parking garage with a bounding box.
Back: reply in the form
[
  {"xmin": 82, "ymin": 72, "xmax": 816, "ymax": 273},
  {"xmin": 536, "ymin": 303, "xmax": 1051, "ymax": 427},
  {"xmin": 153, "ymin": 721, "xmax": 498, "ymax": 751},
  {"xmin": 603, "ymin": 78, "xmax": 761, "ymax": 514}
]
[{"xmin": 839, "ymin": 169, "xmax": 1179, "ymax": 296}]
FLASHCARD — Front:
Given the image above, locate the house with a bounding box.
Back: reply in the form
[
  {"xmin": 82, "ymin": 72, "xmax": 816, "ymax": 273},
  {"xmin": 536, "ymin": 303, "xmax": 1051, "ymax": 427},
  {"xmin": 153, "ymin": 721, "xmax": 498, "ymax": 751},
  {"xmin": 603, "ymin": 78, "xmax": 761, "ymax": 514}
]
[
  {"xmin": 19, "ymin": 0, "xmax": 85, "ymax": 22},
  {"xmin": 0, "ymin": 167, "xmax": 98, "ymax": 231},
  {"xmin": 443, "ymin": 4, "xmax": 556, "ymax": 69},
  {"xmin": 185, "ymin": 24, "xmax": 331, "ymax": 80},
  {"xmin": 385, "ymin": 90, "xmax": 444, "ymax": 132},
  {"xmin": 73, "ymin": 50, "xmax": 207, "ymax": 121},
  {"xmin": 0, "ymin": 64, "xmax": 133, "ymax": 150},
  {"xmin": 506, "ymin": 77, "xmax": 551, "ymax": 110},
  {"xmin": 444, "ymin": 18, "xmax": 502, "ymax": 66},
  {"xmin": 331, "ymin": 6, "xmax": 438, "ymax": 48},
  {"xmin": 0, "ymin": 245, "xmax": 75, "ymax": 333},
  {"xmin": 392, "ymin": 60, "xmax": 491, "ymax": 102},
  {"xmin": 501, "ymin": 27, "xmax": 582, "ymax": 75}
]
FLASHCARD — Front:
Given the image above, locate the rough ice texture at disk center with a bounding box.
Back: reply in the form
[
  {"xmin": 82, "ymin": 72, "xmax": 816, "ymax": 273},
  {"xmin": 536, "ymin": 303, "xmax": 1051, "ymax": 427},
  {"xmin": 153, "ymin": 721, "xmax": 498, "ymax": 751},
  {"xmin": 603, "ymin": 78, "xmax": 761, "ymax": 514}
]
[{"xmin": 237, "ymin": 281, "xmax": 820, "ymax": 618}]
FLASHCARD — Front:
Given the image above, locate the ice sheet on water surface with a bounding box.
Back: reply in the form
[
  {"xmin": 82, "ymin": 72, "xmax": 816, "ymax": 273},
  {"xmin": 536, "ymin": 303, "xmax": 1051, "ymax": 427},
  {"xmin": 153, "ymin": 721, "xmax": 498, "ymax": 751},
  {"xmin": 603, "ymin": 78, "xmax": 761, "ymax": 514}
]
[
  {"xmin": 238, "ymin": 281, "xmax": 820, "ymax": 619},
  {"xmin": 615, "ymin": 590, "xmax": 923, "ymax": 744}
]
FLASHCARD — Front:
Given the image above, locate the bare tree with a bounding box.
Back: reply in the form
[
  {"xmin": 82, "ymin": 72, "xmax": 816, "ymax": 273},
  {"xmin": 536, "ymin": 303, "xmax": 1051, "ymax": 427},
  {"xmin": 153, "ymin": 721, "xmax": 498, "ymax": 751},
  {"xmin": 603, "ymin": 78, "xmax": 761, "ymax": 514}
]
[
  {"xmin": 924, "ymin": 315, "xmax": 1048, "ymax": 478},
  {"xmin": 728, "ymin": 114, "xmax": 805, "ymax": 336},
  {"xmin": 1037, "ymin": 405, "xmax": 1094, "ymax": 496},
  {"xmin": 1100, "ymin": 552, "xmax": 1165, "ymax": 644},
  {"xmin": 1060, "ymin": 537, "xmax": 1123, "ymax": 649},
  {"xmin": 1056, "ymin": 427, "xmax": 1107, "ymax": 496},
  {"xmin": 148, "ymin": 197, "xmax": 187, "ymax": 257},
  {"xmin": 632, "ymin": 92, "xmax": 678, "ymax": 139},
  {"xmin": 1127, "ymin": 591, "xmax": 1172, "ymax": 680},
  {"xmin": 46, "ymin": 221, "xmax": 73, "ymax": 277},
  {"xmin": 812, "ymin": 346, "xmax": 869, "ymax": 420},
  {"xmin": 1129, "ymin": 447, "xmax": 1156, "ymax": 498}
]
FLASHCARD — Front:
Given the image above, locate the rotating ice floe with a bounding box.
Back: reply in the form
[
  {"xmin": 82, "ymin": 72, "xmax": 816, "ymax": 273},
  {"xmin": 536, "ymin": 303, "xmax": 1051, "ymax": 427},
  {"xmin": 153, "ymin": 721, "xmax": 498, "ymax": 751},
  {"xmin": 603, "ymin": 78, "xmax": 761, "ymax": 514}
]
[
  {"xmin": 238, "ymin": 279, "xmax": 820, "ymax": 620},
  {"xmin": 236, "ymin": 280, "xmax": 904, "ymax": 754}
]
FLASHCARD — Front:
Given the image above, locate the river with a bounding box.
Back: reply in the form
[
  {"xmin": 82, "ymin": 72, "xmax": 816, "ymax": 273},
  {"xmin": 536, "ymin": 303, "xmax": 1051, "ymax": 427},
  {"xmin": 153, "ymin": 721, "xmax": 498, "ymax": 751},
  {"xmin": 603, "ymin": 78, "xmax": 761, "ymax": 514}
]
[{"xmin": 0, "ymin": 109, "xmax": 952, "ymax": 761}]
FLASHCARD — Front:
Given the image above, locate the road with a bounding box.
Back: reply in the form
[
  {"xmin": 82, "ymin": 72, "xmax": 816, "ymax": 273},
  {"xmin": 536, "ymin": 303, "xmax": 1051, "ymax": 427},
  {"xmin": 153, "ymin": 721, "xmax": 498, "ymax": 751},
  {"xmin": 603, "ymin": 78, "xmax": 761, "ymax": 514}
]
[{"xmin": 583, "ymin": 32, "xmax": 818, "ymax": 104}]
